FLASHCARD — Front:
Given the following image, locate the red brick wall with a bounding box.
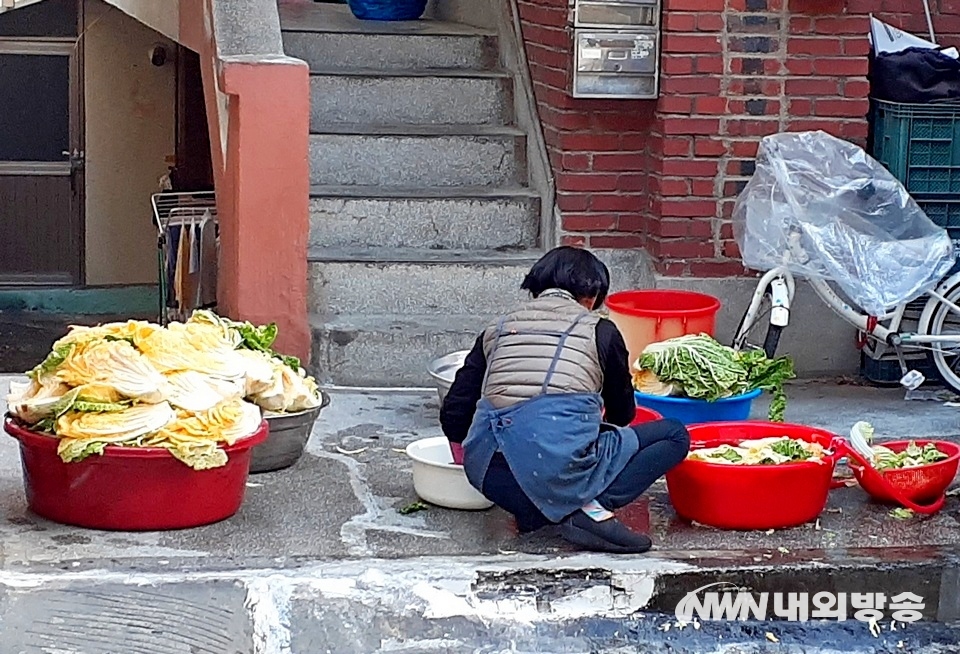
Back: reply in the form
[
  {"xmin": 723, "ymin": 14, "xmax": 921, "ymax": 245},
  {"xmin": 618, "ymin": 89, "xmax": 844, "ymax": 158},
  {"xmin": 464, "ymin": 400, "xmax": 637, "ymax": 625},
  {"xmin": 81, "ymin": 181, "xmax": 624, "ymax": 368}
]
[
  {"xmin": 517, "ymin": 0, "xmax": 960, "ymax": 275},
  {"xmin": 517, "ymin": 0, "xmax": 659, "ymax": 251}
]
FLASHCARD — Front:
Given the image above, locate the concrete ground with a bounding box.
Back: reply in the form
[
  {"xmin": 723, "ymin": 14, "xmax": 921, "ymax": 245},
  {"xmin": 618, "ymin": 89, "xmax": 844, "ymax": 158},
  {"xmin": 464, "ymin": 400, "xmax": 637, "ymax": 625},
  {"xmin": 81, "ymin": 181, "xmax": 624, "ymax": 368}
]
[{"xmin": 2, "ymin": 376, "xmax": 960, "ymax": 652}]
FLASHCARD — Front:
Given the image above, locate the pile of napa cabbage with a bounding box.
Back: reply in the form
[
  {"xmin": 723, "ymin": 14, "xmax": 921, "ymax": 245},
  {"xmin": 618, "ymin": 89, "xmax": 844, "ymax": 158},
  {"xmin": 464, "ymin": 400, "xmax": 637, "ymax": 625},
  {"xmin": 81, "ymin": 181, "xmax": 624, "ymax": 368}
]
[
  {"xmin": 6, "ymin": 311, "xmax": 322, "ymax": 470},
  {"xmin": 632, "ymin": 334, "xmax": 795, "ymax": 422}
]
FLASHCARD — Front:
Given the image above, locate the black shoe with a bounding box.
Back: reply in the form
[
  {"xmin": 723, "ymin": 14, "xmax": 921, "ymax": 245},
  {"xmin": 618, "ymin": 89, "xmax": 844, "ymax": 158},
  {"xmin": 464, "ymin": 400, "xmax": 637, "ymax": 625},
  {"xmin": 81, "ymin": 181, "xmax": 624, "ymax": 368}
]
[{"xmin": 560, "ymin": 511, "xmax": 652, "ymax": 554}]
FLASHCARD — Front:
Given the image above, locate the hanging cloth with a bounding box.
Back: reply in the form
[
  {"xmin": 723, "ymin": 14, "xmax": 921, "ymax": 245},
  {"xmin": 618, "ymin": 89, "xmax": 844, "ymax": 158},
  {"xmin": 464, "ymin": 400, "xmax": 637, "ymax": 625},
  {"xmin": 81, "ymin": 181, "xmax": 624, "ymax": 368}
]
[
  {"xmin": 164, "ymin": 224, "xmax": 181, "ymax": 309},
  {"xmin": 173, "ymin": 222, "xmax": 190, "ymax": 316},
  {"xmin": 198, "ymin": 210, "xmax": 218, "ymax": 308}
]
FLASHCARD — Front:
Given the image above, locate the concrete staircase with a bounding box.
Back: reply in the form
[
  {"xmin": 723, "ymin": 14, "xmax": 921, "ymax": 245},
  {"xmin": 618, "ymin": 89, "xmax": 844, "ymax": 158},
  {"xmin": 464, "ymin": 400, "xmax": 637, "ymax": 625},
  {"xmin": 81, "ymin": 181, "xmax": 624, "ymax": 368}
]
[{"xmin": 280, "ymin": 3, "xmax": 545, "ymax": 386}]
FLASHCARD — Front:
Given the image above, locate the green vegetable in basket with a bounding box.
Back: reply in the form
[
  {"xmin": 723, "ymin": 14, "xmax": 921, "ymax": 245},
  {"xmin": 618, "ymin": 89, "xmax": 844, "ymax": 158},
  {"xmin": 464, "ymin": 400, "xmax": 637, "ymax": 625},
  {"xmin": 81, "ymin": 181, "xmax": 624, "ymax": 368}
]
[
  {"xmin": 769, "ymin": 437, "xmax": 809, "ymax": 461},
  {"xmin": 690, "ymin": 437, "xmax": 825, "ymax": 465},
  {"xmin": 873, "ymin": 441, "xmax": 949, "ymax": 471},
  {"xmin": 634, "ymin": 334, "xmax": 795, "ymax": 421},
  {"xmin": 717, "ymin": 447, "xmax": 744, "ymax": 463}
]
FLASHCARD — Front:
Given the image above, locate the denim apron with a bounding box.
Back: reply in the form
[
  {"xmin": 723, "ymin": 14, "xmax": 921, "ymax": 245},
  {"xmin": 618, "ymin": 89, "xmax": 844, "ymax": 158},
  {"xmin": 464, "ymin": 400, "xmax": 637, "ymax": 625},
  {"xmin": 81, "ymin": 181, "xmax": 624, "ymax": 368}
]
[{"xmin": 462, "ymin": 311, "xmax": 640, "ymax": 523}]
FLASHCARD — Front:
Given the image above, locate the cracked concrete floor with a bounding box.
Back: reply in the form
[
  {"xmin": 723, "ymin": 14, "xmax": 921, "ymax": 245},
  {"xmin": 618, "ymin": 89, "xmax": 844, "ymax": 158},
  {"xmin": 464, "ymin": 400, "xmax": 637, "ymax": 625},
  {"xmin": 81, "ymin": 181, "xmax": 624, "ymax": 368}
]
[
  {"xmin": 4, "ymin": 378, "xmax": 960, "ymax": 653},
  {"xmin": 1, "ymin": 377, "xmax": 960, "ymax": 570}
]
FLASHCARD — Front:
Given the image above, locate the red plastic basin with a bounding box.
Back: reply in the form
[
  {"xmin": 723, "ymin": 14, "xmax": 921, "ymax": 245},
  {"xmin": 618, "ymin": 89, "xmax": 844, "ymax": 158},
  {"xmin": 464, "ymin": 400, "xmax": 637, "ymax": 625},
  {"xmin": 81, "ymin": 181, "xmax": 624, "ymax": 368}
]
[
  {"xmin": 666, "ymin": 421, "xmax": 841, "ymax": 530},
  {"xmin": 631, "ymin": 406, "xmax": 663, "ymax": 426},
  {"xmin": 4, "ymin": 415, "xmax": 268, "ymax": 531}
]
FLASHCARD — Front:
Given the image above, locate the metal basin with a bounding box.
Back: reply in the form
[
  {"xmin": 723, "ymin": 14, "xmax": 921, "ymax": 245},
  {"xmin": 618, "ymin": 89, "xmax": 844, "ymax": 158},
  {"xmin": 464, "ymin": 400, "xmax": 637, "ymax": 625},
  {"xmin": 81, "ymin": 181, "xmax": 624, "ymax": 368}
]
[
  {"xmin": 427, "ymin": 350, "xmax": 469, "ymax": 404},
  {"xmin": 250, "ymin": 391, "xmax": 331, "ymax": 474}
]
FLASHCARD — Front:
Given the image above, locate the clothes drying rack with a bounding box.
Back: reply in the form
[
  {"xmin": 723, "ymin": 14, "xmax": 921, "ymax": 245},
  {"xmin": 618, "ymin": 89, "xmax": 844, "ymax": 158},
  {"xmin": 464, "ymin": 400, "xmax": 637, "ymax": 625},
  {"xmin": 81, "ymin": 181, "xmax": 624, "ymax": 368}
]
[{"xmin": 151, "ymin": 191, "xmax": 218, "ymax": 325}]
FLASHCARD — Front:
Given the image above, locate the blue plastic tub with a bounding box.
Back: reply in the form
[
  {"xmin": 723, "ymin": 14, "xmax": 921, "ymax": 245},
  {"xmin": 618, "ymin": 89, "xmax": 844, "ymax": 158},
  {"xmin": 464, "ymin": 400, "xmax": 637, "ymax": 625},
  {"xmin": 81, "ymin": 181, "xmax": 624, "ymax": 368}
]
[
  {"xmin": 634, "ymin": 389, "xmax": 762, "ymax": 425},
  {"xmin": 347, "ymin": 0, "xmax": 427, "ymax": 20}
]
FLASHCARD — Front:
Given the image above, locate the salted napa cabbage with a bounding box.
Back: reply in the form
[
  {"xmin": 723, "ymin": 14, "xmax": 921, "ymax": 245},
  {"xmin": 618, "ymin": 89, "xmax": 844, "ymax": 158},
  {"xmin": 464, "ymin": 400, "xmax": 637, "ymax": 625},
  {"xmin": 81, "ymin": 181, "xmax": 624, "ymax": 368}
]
[
  {"xmin": 28, "ymin": 343, "xmax": 75, "ymax": 380},
  {"xmin": 72, "ymin": 383, "xmax": 124, "ymax": 405},
  {"xmin": 166, "ymin": 319, "xmax": 242, "ymax": 351},
  {"xmin": 166, "ymin": 441, "xmax": 229, "ymax": 470},
  {"xmin": 250, "ymin": 362, "xmax": 322, "ymax": 413},
  {"xmin": 6, "ymin": 376, "xmax": 71, "ymax": 423},
  {"xmin": 56, "ymin": 402, "xmax": 176, "ymax": 462},
  {"xmin": 55, "ymin": 320, "xmax": 161, "ymax": 349},
  {"xmin": 162, "ymin": 398, "xmax": 261, "ymax": 446},
  {"xmin": 688, "ymin": 437, "xmax": 827, "ymax": 465},
  {"xmin": 249, "ymin": 366, "xmax": 285, "ymax": 412},
  {"xmin": 164, "ymin": 370, "xmax": 243, "ymax": 413},
  {"xmin": 55, "ymin": 339, "xmax": 166, "ymax": 403},
  {"xmin": 60, "ymin": 384, "xmax": 129, "ymax": 414},
  {"xmin": 189, "ymin": 311, "xmax": 303, "ymax": 373},
  {"xmin": 873, "ymin": 441, "xmax": 949, "ymax": 470},
  {"xmin": 288, "ymin": 369, "xmax": 322, "ymax": 413},
  {"xmin": 155, "ymin": 399, "xmax": 261, "ymax": 469},
  {"xmin": 236, "ymin": 349, "xmax": 277, "ymax": 396},
  {"xmin": 136, "ymin": 328, "xmax": 246, "ymax": 380},
  {"xmin": 632, "ymin": 369, "xmax": 676, "ymax": 397}
]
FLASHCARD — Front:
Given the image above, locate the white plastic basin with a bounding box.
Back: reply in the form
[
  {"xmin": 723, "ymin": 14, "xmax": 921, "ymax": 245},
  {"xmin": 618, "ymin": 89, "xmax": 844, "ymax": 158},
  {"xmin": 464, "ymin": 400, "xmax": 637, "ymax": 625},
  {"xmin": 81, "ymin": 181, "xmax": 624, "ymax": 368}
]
[{"xmin": 405, "ymin": 437, "xmax": 494, "ymax": 511}]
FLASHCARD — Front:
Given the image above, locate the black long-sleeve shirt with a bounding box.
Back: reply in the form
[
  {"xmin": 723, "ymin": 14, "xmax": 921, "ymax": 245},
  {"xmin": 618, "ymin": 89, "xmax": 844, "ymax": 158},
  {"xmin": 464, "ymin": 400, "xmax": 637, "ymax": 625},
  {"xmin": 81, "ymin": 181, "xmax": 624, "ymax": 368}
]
[{"xmin": 439, "ymin": 318, "xmax": 635, "ymax": 443}]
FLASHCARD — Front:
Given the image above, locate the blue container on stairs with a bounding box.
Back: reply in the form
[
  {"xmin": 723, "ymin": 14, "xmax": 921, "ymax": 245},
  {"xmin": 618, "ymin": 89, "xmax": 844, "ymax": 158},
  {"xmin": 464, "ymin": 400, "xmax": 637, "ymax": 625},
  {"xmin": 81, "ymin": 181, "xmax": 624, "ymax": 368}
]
[{"xmin": 347, "ymin": 0, "xmax": 428, "ymax": 21}]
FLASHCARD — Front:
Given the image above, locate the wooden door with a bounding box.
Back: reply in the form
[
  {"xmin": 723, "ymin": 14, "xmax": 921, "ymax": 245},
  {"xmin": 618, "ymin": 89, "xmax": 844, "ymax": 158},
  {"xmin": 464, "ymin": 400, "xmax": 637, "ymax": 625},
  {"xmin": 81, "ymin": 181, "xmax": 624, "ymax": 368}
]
[{"xmin": 0, "ymin": 0, "xmax": 83, "ymax": 286}]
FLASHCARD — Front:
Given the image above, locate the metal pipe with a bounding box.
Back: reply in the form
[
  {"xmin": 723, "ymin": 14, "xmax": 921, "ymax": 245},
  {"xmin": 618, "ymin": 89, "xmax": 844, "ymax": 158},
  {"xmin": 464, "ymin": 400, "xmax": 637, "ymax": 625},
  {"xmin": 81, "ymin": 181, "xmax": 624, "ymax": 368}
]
[{"xmin": 923, "ymin": 0, "xmax": 937, "ymax": 43}]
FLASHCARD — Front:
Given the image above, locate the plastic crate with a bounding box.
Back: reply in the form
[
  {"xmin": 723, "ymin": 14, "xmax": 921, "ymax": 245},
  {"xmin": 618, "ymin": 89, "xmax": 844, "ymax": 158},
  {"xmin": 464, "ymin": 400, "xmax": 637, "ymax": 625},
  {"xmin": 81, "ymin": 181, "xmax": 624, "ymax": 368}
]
[
  {"xmin": 860, "ymin": 351, "xmax": 937, "ymax": 386},
  {"xmin": 871, "ymin": 99, "xmax": 960, "ymax": 195},
  {"xmin": 859, "ymin": 297, "xmax": 941, "ymax": 386},
  {"xmin": 915, "ymin": 197, "xmax": 960, "ymax": 241}
]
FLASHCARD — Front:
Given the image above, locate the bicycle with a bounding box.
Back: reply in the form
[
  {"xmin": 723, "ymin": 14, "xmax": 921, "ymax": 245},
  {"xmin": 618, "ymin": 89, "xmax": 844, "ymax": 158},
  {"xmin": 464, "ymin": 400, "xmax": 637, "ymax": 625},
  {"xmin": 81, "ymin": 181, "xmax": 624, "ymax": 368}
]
[{"xmin": 733, "ymin": 228, "xmax": 960, "ymax": 393}]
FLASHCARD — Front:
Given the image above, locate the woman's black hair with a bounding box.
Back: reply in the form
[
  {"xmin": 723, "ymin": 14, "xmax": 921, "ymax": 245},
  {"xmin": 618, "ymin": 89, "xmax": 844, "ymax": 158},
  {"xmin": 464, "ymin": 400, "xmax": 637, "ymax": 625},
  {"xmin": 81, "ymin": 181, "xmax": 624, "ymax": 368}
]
[{"xmin": 521, "ymin": 246, "xmax": 611, "ymax": 310}]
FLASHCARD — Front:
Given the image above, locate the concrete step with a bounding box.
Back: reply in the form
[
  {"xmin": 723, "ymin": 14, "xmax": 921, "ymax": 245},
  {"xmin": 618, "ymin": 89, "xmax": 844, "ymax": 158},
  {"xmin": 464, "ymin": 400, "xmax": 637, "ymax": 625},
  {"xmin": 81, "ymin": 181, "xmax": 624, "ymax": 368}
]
[
  {"xmin": 307, "ymin": 247, "xmax": 537, "ymax": 317},
  {"xmin": 6, "ymin": 555, "xmax": 960, "ymax": 653},
  {"xmin": 309, "ymin": 125, "xmax": 526, "ymax": 188},
  {"xmin": 280, "ymin": 4, "xmax": 496, "ymax": 71},
  {"xmin": 310, "ymin": 313, "xmax": 489, "ymax": 386},
  {"xmin": 310, "ymin": 69, "xmax": 512, "ymax": 128},
  {"xmin": 308, "ymin": 186, "xmax": 540, "ymax": 250}
]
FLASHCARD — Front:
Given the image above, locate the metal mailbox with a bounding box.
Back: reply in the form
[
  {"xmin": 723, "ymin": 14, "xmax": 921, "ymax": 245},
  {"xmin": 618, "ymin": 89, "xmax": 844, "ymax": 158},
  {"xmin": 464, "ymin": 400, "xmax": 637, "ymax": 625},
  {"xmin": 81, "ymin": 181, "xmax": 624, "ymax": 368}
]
[{"xmin": 572, "ymin": 0, "xmax": 661, "ymax": 99}]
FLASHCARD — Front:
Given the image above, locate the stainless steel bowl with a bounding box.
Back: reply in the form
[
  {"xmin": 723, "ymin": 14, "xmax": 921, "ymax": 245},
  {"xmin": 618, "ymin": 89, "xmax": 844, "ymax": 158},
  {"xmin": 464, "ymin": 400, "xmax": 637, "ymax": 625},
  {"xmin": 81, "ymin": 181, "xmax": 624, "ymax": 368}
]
[
  {"xmin": 427, "ymin": 350, "xmax": 469, "ymax": 404},
  {"xmin": 250, "ymin": 391, "xmax": 331, "ymax": 474}
]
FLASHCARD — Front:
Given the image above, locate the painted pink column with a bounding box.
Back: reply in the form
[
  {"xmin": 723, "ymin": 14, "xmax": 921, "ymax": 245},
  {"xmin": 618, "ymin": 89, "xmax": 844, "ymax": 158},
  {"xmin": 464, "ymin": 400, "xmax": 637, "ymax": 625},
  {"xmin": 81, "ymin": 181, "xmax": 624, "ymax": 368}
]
[
  {"xmin": 219, "ymin": 60, "xmax": 311, "ymax": 362},
  {"xmin": 179, "ymin": 0, "xmax": 312, "ymax": 363}
]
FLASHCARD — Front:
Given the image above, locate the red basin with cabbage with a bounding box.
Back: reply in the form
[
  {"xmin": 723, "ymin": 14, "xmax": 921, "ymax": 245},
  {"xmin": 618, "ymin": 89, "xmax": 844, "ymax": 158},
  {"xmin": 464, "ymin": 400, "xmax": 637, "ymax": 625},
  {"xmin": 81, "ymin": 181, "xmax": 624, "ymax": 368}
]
[
  {"xmin": 666, "ymin": 421, "xmax": 841, "ymax": 530},
  {"xmin": 4, "ymin": 415, "xmax": 268, "ymax": 531}
]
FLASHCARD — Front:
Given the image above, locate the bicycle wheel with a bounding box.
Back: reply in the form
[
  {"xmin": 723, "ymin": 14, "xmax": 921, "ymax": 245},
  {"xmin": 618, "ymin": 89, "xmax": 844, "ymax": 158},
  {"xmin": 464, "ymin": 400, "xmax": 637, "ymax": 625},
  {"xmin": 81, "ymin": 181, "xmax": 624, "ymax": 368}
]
[
  {"xmin": 918, "ymin": 279, "xmax": 960, "ymax": 394},
  {"xmin": 733, "ymin": 291, "xmax": 783, "ymax": 359}
]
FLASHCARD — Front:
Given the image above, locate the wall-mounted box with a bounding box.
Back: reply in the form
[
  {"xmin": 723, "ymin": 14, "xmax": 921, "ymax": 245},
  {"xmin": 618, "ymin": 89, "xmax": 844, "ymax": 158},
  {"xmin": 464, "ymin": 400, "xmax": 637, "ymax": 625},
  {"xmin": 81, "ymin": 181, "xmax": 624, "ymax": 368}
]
[
  {"xmin": 574, "ymin": 0, "xmax": 659, "ymax": 29},
  {"xmin": 573, "ymin": 29, "xmax": 659, "ymax": 99}
]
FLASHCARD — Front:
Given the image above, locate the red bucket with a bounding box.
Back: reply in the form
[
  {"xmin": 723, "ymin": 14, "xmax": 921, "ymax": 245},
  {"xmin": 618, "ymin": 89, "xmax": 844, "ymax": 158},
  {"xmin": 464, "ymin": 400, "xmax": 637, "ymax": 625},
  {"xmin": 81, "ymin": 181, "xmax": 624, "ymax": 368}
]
[
  {"xmin": 605, "ymin": 289, "xmax": 721, "ymax": 369},
  {"xmin": 666, "ymin": 421, "xmax": 842, "ymax": 530},
  {"xmin": 4, "ymin": 415, "xmax": 268, "ymax": 531}
]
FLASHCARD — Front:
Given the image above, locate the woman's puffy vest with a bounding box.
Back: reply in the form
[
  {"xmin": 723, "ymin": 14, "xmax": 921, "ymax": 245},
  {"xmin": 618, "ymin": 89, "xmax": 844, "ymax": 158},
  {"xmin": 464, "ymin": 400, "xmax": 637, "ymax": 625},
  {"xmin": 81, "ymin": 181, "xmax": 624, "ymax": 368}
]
[{"xmin": 480, "ymin": 295, "xmax": 602, "ymax": 409}]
